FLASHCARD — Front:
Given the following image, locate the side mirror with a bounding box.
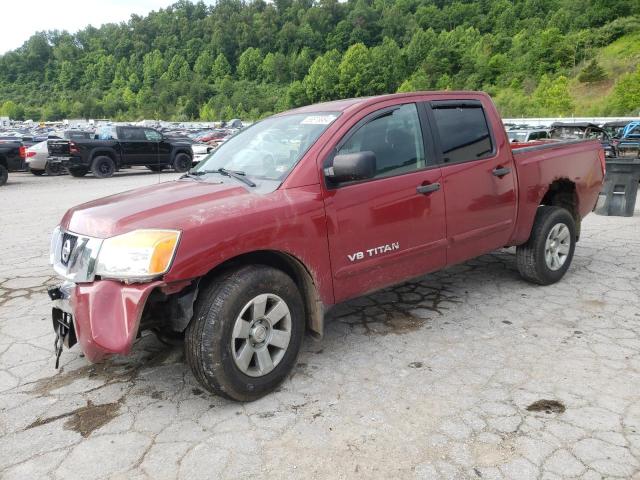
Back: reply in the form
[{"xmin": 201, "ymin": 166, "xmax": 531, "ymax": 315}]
[{"xmin": 326, "ymin": 151, "xmax": 376, "ymax": 183}]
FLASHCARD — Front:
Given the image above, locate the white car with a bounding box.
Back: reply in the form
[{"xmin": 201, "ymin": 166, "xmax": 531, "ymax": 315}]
[
  {"xmin": 192, "ymin": 143, "xmax": 214, "ymax": 164},
  {"xmin": 25, "ymin": 140, "xmax": 64, "ymax": 176}
]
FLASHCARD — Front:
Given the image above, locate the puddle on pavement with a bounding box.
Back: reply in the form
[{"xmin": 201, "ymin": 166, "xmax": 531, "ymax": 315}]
[
  {"xmin": 526, "ymin": 399, "xmax": 566, "ymax": 414},
  {"xmin": 332, "ymin": 281, "xmax": 460, "ymax": 336},
  {"xmin": 26, "ymin": 399, "xmax": 121, "ymax": 437}
]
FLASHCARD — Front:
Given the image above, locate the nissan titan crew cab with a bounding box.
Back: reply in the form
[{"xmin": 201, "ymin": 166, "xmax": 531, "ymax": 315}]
[{"xmin": 48, "ymin": 92, "xmax": 605, "ymax": 401}]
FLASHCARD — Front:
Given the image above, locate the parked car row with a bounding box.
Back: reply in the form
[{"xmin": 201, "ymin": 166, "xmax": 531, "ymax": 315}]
[
  {"xmin": 0, "ymin": 119, "xmax": 246, "ymax": 184},
  {"xmin": 505, "ymin": 119, "xmax": 640, "ymax": 158}
]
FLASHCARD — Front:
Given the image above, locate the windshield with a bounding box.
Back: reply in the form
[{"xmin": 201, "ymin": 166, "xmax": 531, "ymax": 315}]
[
  {"xmin": 550, "ymin": 127, "xmax": 584, "ymax": 140},
  {"xmin": 194, "ymin": 112, "xmax": 339, "ymax": 181},
  {"xmin": 507, "ymin": 131, "xmax": 527, "ymax": 142}
]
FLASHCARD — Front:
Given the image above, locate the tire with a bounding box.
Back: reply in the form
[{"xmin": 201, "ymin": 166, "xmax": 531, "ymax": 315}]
[
  {"xmin": 517, "ymin": 206, "xmax": 576, "ymax": 285},
  {"xmin": 0, "ymin": 165, "xmax": 7, "ymax": 186},
  {"xmin": 30, "ymin": 168, "xmax": 45, "ymax": 176},
  {"xmin": 45, "ymin": 162, "xmax": 63, "ymax": 176},
  {"xmin": 146, "ymin": 165, "xmax": 165, "ymax": 172},
  {"xmin": 173, "ymin": 153, "xmax": 192, "ymax": 173},
  {"xmin": 91, "ymin": 156, "xmax": 116, "ymax": 178},
  {"xmin": 69, "ymin": 168, "xmax": 88, "ymax": 177},
  {"xmin": 185, "ymin": 265, "xmax": 305, "ymax": 401}
]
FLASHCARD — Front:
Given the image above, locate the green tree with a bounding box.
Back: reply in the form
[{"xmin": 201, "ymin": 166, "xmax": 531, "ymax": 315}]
[
  {"xmin": 532, "ymin": 75, "xmax": 575, "ymax": 116},
  {"xmin": 211, "ymin": 53, "xmax": 232, "ymax": 81},
  {"xmin": 304, "ymin": 49, "xmax": 342, "ymax": 102},
  {"xmin": 608, "ymin": 66, "xmax": 640, "ymax": 114},
  {"xmin": 237, "ymin": 47, "xmax": 263, "ymax": 81},
  {"xmin": 338, "ymin": 43, "xmax": 373, "ymax": 97},
  {"xmin": 578, "ymin": 59, "xmax": 608, "ymax": 83}
]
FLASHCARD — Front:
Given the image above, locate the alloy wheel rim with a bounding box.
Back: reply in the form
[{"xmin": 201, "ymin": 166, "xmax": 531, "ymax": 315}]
[
  {"xmin": 230, "ymin": 293, "xmax": 292, "ymax": 377},
  {"xmin": 544, "ymin": 223, "xmax": 570, "ymax": 271}
]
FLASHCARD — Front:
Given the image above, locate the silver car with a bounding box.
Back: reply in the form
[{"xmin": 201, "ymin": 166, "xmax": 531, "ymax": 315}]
[{"xmin": 26, "ymin": 140, "xmax": 64, "ymax": 176}]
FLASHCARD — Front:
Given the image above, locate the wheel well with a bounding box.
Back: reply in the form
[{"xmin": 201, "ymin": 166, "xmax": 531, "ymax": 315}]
[
  {"xmin": 173, "ymin": 149, "xmax": 192, "ymax": 160},
  {"xmin": 198, "ymin": 250, "xmax": 325, "ymax": 338},
  {"xmin": 540, "ymin": 179, "xmax": 580, "ymax": 240}
]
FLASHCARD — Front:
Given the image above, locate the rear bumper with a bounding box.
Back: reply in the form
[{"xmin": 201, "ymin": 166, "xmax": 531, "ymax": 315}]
[
  {"xmin": 49, "ymin": 156, "xmax": 84, "ymax": 168},
  {"xmin": 49, "ymin": 279, "xmax": 161, "ymax": 362}
]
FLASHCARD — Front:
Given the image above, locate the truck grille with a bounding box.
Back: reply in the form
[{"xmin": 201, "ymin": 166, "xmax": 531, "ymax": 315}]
[{"xmin": 50, "ymin": 227, "xmax": 103, "ymax": 283}]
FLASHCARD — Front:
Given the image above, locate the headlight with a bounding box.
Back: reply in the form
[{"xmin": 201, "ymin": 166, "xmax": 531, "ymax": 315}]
[{"xmin": 95, "ymin": 229, "xmax": 181, "ymax": 282}]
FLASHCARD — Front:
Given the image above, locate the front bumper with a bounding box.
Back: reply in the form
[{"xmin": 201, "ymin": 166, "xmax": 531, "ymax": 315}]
[{"xmin": 48, "ymin": 279, "xmax": 161, "ymax": 362}]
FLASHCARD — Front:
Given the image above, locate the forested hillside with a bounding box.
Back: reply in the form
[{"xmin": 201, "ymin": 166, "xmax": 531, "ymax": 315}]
[{"xmin": 0, "ymin": 0, "xmax": 638, "ymax": 121}]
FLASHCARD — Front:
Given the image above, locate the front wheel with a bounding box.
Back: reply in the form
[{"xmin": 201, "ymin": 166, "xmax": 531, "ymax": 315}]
[
  {"xmin": 185, "ymin": 265, "xmax": 305, "ymax": 401},
  {"xmin": 173, "ymin": 153, "xmax": 192, "ymax": 173},
  {"xmin": 517, "ymin": 206, "xmax": 576, "ymax": 285}
]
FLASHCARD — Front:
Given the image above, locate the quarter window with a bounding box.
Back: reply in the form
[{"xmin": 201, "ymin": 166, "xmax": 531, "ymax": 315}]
[
  {"xmin": 336, "ymin": 103, "xmax": 426, "ymax": 179},
  {"xmin": 432, "ymin": 105, "xmax": 493, "ymax": 163}
]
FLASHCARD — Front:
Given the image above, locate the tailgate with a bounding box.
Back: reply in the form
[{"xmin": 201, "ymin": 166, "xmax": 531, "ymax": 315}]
[{"xmin": 48, "ymin": 140, "xmax": 71, "ymax": 156}]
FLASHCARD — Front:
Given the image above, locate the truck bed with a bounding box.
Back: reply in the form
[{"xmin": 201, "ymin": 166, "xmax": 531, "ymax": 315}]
[{"xmin": 510, "ymin": 139, "xmax": 604, "ymax": 244}]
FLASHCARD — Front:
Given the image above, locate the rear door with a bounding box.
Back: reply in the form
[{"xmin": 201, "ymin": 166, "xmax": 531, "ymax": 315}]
[
  {"xmin": 322, "ymin": 102, "xmax": 447, "ymax": 303},
  {"xmin": 427, "ymin": 100, "xmax": 517, "ymax": 265},
  {"xmin": 119, "ymin": 127, "xmax": 155, "ymax": 165}
]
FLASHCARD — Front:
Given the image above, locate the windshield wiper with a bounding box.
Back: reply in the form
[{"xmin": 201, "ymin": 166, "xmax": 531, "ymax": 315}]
[
  {"xmin": 182, "ymin": 168, "xmax": 256, "ymax": 187},
  {"xmin": 215, "ymin": 168, "xmax": 256, "ymax": 187}
]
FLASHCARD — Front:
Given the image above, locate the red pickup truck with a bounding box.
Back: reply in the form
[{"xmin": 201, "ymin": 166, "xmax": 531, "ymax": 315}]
[{"xmin": 49, "ymin": 92, "xmax": 605, "ymax": 401}]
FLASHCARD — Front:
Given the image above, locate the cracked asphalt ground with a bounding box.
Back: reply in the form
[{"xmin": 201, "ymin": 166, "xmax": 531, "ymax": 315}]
[{"xmin": 1, "ymin": 170, "xmax": 639, "ymax": 480}]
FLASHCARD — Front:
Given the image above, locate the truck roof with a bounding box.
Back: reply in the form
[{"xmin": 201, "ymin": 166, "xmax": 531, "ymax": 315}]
[{"xmin": 282, "ymin": 91, "xmax": 490, "ymax": 115}]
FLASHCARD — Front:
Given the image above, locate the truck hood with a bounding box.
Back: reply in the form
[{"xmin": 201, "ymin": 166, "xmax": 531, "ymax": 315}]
[{"xmin": 61, "ymin": 179, "xmax": 257, "ymax": 238}]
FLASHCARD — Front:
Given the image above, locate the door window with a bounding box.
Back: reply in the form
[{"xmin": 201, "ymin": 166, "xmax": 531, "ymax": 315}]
[
  {"xmin": 144, "ymin": 129, "xmax": 162, "ymax": 141},
  {"xmin": 120, "ymin": 128, "xmax": 146, "ymax": 141},
  {"xmin": 431, "ymin": 104, "xmax": 493, "ymax": 163},
  {"xmin": 336, "ymin": 103, "xmax": 426, "ymax": 179}
]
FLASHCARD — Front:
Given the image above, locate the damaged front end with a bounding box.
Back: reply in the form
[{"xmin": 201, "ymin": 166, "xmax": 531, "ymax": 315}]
[{"xmin": 48, "ymin": 226, "xmax": 191, "ymax": 366}]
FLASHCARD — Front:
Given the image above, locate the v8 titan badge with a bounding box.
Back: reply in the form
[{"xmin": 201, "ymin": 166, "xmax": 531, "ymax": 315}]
[{"xmin": 347, "ymin": 242, "xmax": 400, "ymax": 262}]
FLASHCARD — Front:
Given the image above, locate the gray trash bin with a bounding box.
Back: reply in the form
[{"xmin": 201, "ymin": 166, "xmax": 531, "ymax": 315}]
[{"xmin": 594, "ymin": 158, "xmax": 640, "ymax": 217}]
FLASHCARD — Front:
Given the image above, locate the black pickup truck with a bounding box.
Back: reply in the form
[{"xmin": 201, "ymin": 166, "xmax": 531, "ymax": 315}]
[
  {"xmin": 47, "ymin": 126, "xmax": 193, "ymax": 178},
  {"xmin": 0, "ymin": 142, "xmax": 26, "ymax": 186}
]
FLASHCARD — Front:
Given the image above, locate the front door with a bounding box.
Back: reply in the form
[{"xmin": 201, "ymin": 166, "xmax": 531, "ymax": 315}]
[
  {"xmin": 119, "ymin": 127, "xmax": 157, "ymax": 165},
  {"xmin": 322, "ymin": 103, "xmax": 447, "ymax": 303},
  {"xmin": 428, "ymin": 100, "xmax": 517, "ymax": 265}
]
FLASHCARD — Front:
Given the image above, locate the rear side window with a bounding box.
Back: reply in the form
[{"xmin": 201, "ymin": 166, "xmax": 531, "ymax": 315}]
[
  {"xmin": 431, "ymin": 104, "xmax": 493, "ymax": 163},
  {"xmin": 336, "ymin": 103, "xmax": 426, "ymax": 179}
]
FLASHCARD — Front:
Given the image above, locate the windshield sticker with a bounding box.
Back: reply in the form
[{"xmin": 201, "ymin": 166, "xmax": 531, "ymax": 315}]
[{"xmin": 301, "ymin": 115, "xmax": 336, "ymax": 125}]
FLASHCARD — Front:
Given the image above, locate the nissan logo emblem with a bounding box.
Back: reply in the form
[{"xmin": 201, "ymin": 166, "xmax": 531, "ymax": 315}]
[{"xmin": 61, "ymin": 239, "xmax": 72, "ymax": 264}]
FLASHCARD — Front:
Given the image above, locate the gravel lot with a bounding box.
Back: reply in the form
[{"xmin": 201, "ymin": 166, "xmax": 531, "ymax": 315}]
[{"xmin": 1, "ymin": 170, "xmax": 639, "ymax": 479}]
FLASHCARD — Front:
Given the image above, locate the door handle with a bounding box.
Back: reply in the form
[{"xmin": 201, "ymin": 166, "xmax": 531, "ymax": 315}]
[
  {"xmin": 492, "ymin": 166, "xmax": 511, "ymax": 177},
  {"xmin": 416, "ymin": 182, "xmax": 441, "ymax": 195}
]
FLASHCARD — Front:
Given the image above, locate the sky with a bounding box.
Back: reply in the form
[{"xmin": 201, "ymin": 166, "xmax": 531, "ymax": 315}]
[{"xmin": 0, "ymin": 0, "xmax": 202, "ymax": 54}]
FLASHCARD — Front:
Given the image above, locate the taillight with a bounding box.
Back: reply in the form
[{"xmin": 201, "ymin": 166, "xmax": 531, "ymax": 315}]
[
  {"xmin": 27, "ymin": 151, "xmax": 36, "ymax": 157},
  {"xmin": 19, "ymin": 146, "xmax": 26, "ymax": 159},
  {"xmin": 69, "ymin": 141, "xmax": 79, "ymax": 154},
  {"xmin": 598, "ymin": 148, "xmax": 606, "ymax": 177}
]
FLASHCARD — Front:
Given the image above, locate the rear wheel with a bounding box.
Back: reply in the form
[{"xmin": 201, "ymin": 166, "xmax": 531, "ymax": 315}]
[
  {"xmin": 91, "ymin": 156, "xmax": 116, "ymax": 178},
  {"xmin": 0, "ymin": 165, "xmax": 7, "ymax": 186},
  {"xmin": 69, "ymin": 167, "xmax": 88, "ymax": 177},
  {"xmin": 517, "ymin": 206, "xmax": 576, "ymax": 285},
  {"xmin": 173, "ymin": 153, "xmax": 192, "ymax": 173},
  {"xmin": 30, "ymin": 168, "xmax": 45, "ymax": 176},
  {"xmin": 185, "ymin": 265, "xmax": 305, "ymax": 401},
  {"xmin": 45, "ymin": 162, "xmax": 63, "ymax": 176}
]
